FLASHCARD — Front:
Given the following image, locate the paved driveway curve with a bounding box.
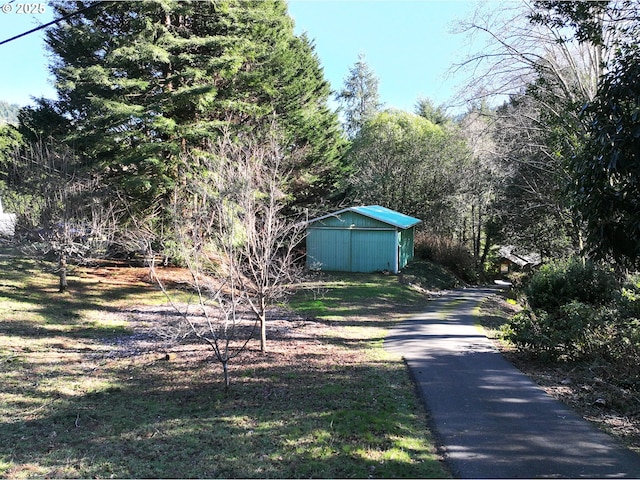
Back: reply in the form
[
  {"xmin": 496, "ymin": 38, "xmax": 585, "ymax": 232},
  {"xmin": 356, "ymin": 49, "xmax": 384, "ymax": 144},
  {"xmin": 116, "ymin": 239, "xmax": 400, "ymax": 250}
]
[{"xmin": 385, "ymin": 287, "xmax": 640, "ymax": 478}]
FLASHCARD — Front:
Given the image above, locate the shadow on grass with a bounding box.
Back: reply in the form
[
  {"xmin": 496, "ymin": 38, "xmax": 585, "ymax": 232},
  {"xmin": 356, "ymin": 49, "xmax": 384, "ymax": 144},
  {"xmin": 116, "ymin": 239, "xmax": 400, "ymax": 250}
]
[
  {"xmin": 0, "ymin": 255, "xmax": 157, "ymax": 340},
  {"xmin": 0, "ymin": 255, "xmax": 449, "ymax": 478},
  {"xmin": 0, "ymin": 347, "xmax": 447, "ymax": 479},
  {"xmin": 290, "ymin": 272, "xmax": 433, "ymax": 329}
]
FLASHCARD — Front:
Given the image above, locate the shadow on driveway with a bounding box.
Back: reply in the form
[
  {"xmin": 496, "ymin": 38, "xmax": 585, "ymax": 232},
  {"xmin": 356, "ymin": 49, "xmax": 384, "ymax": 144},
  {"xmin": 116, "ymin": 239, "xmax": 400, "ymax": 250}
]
[{"xmin": 385, "ymin": 287, "xmax": 640, "ymax": 478}]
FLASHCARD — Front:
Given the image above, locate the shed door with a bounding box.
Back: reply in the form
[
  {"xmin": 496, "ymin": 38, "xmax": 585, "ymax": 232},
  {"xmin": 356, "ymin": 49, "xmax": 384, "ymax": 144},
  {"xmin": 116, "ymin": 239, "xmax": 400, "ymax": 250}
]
[
  {"xmin": 350, "ymin": 230, "xmax": 397, "ymax": 273},
  {"xmin": 307, "ymin": 228, "xmax": 351, "ymax": 271}
]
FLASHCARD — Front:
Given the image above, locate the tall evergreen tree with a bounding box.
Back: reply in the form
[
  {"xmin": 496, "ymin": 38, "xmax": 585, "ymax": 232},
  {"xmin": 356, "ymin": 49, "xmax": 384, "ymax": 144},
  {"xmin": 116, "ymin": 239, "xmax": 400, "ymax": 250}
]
[
  {"xmin": 336, "ymin": 54, "xmax": 382, "ymax": 138},
  {"xmin": 414, "ymin": 98, "xmax": 450, "ymax": 126},
  {"xmin": 32, "ymin": 0, "xmax": 344, "ymax": 209},
  {"xmin": 574, "ymin": 43, "xmax": 640, "ymax": 267}
]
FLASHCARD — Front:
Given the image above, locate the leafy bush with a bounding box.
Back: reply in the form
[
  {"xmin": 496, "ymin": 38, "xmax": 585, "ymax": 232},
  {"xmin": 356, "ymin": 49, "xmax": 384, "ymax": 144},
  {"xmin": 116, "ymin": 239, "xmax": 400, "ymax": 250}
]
[
  {"xmin": 609, "ymin": 318, "xmax": 640, "ymax": 383},
  {"xmin": 502, "ymin": 308, "xmax": 556, "ymax": 360},
  {"xmin": 504, "ymin": 260, "xmax": 640, "ymax": 378},
  {"xmin": 617, "ymin": 274, "xmax": 640, "ymax": 319},
  {"xmin": 504, "ymin": 258, "xmax": 620, "ymax": 361},
  {"xmin": 607, "ymin": 276, "xmax": 640, "ymax": 382},
  {"xmin": 525, "ymin": 258, "xmax": 617, "ymax": 311},
  {"xmin": 503, "ymin": 301, "xmax": 594, "ymax": 361}
]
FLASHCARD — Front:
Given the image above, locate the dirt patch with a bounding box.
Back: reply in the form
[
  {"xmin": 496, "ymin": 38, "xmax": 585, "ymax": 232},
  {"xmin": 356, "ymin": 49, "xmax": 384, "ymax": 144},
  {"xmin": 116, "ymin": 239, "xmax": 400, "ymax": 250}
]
[
  {"xmin": 481, "ymin": 294, "xmax": 640, "ymax": 454},
  {"xmin": 75, "ymin": 264, "xmax": 358, "ymax": 373},
  {"xmin": 84, "ymin": 262, "xmax": 193, "ymax": 287},
  {"xmin": 89, "ymin": 302, "xmax": 332, "ymax": 363}
]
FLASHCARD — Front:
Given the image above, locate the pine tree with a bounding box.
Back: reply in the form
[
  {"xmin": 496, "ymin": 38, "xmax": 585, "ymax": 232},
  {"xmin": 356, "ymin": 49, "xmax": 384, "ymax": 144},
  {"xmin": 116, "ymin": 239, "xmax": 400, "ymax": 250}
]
[
  {"xmin": 33, "ymin": 0, "xmax": 344, "ymax": 209},
  {"xmin": 336, "ymin": 54, "xmax": 382, "ymax": 138}
]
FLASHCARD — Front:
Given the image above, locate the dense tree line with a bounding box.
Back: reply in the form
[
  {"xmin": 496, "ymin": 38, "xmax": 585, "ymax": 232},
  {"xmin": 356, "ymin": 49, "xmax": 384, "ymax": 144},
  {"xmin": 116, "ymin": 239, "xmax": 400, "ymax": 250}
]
[
  {"xmin": 1, "ymin": 0, "xmax": 638, "ymax": 277},
  {"xmin": 334, "ymin": 1, "xmax": 640, "ymax": 279},
  {"xmin": 450, "ymin": 0, "xmax": 640, "ymax": 270},
  {"xmin": 344, "ymin": 109, "xmax": 468, "ymax": 232}
]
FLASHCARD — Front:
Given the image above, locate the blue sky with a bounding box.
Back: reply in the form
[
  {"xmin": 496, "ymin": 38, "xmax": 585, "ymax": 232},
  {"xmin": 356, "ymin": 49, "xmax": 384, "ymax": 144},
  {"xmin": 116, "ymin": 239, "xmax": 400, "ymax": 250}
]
[
  {"xmin": 0, "ymin": 1, "xmax": 479, "ymax": 113},
  {"xmin": 0, "ymin": 3, "xmax": 56, "ymax": 106},
  {"xmin": 288, "ymin": 0, "xmax": 478, "ymax": 113}
]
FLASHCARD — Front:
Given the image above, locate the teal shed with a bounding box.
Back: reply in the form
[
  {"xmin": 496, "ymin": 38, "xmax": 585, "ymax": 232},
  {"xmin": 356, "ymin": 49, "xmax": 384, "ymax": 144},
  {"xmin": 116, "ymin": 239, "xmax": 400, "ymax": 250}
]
[{"xmin": 306, "ymin": 205, "xmax": 421, "ymax": 274}]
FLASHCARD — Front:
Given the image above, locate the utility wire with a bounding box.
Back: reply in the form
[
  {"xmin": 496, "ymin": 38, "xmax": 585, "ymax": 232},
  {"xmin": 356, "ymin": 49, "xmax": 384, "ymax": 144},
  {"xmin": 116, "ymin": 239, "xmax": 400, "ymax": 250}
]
[{"xmin": 0, "ymin": 1, "xmax": 106, "ymax": 47}]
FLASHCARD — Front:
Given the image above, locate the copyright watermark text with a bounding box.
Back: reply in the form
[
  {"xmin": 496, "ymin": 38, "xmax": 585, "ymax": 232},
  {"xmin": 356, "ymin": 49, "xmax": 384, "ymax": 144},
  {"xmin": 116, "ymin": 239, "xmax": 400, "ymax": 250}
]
[{"xmin": 2, "ymin": 3, "xmax": 46, "ymax": 14}]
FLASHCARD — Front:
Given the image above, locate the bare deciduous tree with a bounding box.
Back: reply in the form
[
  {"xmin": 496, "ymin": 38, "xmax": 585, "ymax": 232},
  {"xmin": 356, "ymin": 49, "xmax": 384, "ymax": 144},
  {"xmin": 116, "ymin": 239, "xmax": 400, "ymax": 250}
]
[
  {"xmin": 149, "ymin": 129, "xmax": 304, "ymax": 387},
  {"xmin": 150, "ymin": 255, "xmax": 257, "ymax": 390},
  {"xmin": 448, "ymin": 2, "xmax": 623, "ymax": 259},
  {"xmin": 11, "ymin": 139, "xmax": 120, "ymax": 292},
  {"xmin": 451, "ymin": 2, "xmax": 610, "ymax": 108},
  {"xmin": 456, "ymin": 108, "xmax": 503, "ymax": 270}
]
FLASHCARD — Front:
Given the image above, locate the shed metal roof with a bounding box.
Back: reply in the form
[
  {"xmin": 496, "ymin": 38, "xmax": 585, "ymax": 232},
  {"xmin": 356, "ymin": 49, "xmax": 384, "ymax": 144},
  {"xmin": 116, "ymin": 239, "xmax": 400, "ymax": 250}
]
[
  {"xmin": 308, "ymin": 205, "xmax": 421, "ymax": 230},
  {"xmin": 498, "ymin": 245, "xmax": 542, "ymax": 268}
]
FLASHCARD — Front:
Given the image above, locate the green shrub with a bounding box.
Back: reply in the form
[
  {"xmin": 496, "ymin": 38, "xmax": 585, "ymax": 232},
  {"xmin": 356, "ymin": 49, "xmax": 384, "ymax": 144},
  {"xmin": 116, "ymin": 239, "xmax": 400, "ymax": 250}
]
[
  {"xmin": 525, "ymin": 258, "xmax": 617, "ymax": 312},
  {"xmin": 618, "ymin": 274, "xmax": 640, "ymax": 319},
  {"xmin": 505, "ymin": 258, "xmax": 618, "ymax": 361},
  {"xmin": 502, "ymin": 308, "xmax": 557, "ymax": 360},
  {"xmin": 505, "ymin": 263, "xmax": 640, "ymax": 374},
  {"xmin": 611, "ymin": 317, "xmax": 640, "ymax": 383},
  {"xmin": 610, "ymin": 275, "xmax": 640, "ymax": 379},
  {"xmin": 503, "ymin": 301, "xmax": 594, "ymax": 361}
]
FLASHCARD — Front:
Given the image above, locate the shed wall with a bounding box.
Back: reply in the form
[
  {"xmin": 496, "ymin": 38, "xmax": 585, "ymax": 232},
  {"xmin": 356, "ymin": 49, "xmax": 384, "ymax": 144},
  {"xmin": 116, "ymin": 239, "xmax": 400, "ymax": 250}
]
[
  {"xmin": 399, "ymin": 227, "xmax": 415, "ymax": 269},
  {"xmin": 350, "ymin": 229, "xmax": 397, "ymax": 273},
  {"xmin": 306, "ymin": 228, "xmax": 351, "ymax": 271},
  {"xmin": 306, "ymin": 227, "xmax": 398, "ymax": 273},
  {"xmin": 306, "ymin": 209, "xmax": 420, "ymax": 273},
  {"xmin": 311, "ymin": 211, "xmax": 391, "ymax": 229}
]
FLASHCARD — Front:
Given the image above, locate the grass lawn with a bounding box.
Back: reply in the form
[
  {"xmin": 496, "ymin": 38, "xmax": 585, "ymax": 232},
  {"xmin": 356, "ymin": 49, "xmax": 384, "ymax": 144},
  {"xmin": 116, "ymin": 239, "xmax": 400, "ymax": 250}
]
[{"xmin": 0, "ymin": 251, "xmax": 450, "ymax": 478}]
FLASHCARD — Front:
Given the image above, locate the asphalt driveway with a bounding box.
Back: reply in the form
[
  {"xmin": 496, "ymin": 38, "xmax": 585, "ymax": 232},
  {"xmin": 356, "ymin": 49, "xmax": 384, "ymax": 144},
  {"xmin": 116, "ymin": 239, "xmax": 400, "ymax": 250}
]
[{"xmin": 385, "ymin": 287, "xmax": 640, "ymax": 478}]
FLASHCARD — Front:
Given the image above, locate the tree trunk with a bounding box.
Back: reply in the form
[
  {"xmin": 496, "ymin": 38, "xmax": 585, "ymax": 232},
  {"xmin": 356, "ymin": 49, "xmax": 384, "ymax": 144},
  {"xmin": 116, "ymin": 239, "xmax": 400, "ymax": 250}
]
[
  {"xmin": 222, "ymin": 360, "xmax": 230, "ymax": 391},
  {"xmin": 475, "ymin": 209, "xmax": 483, "ymax": 269},
  {"xmin": 260, "ymin": 314, "xmax": 267, "ymax": 353},
  {"xmin": 59, "ymin": 252, "xmax": 68, "ymax": 293},
  {"xmin": 259, "ymin": 297, "xmax": 267, "ymax": 353},
  {"xmin": 479, "ymin": 228, "xmax": 492, "ymax": 271}
]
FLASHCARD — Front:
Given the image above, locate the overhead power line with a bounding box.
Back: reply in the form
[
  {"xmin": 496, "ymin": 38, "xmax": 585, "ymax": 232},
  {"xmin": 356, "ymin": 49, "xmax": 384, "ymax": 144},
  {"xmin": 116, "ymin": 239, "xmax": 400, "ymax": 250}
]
[{"xmin": 0, "ymin": 1, "xmax": 106, "ymax": 47}]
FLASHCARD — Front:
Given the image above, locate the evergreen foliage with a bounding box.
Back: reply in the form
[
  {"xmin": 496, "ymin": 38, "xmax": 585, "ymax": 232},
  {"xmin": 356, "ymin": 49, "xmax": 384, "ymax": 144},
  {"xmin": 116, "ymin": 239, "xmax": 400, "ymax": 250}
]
[
  {"xmin": 530, "ymin": 1, "xmax": 612, "ymax": 45},
  {"xmin": 574, "ymin": 42, "xmax": 640, "ymax": 267},
  {"xmin": 414, "ymin": 98, "xmax": 450, "ymax": 125},
  {"xmin": 0, "ymin": 124, "xmax": 24, "ymax": 170},
  {"xmin": 32, "ymin": 0, "xmax": 345, "ymax": 209},
  {"xmin": 528, "ymin": 0, "xmax": 640, "ymax": 266},
  {"xmin": 525, "ymin": 258, "xmax": 617, "ymax": 311},
  {"xmin": 336, "ymin": 54, "xmax": 382, "ymax": 138},
  {"xmin": 504, "ymin": 258, "xmax": 620, "ymax": 361},
  {"xmin": 345, "ymin": 110, "xmax": 470, "ymax": 234},
  {"xmin": 503, "ymin": 257, "xmax": 640, "ymax": 378}
]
